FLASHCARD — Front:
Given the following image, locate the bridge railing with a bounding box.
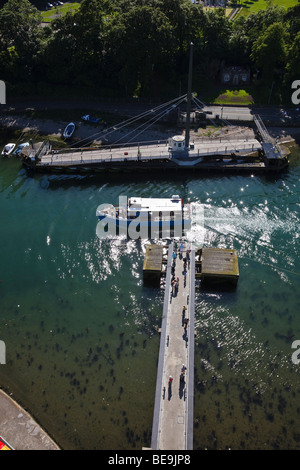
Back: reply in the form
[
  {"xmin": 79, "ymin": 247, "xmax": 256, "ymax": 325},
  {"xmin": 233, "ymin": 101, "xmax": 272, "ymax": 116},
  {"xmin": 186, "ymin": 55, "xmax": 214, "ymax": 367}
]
[{"xmin": 39, "ymin": 141, "xmax": 261, "ymax": 166}]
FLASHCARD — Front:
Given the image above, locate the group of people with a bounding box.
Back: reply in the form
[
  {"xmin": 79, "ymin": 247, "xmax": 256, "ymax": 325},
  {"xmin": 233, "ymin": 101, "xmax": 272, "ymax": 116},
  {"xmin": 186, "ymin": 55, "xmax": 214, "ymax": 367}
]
[
  {"xmin": 167, "ymin": 242, "xmax": 190, "ymax": 390},
  {"xmin": 183, "ymin": 249, "xmax": 190, "ymax": 270},
  {"xmin": 169, "ymin": 364, "xmax": 187, "ymax": 387},
  {"xmin": 171, "ymin": 243, "xmax": 192, "ymax": 294},
  {"xmin": 182, "ymin": 305, "xmax": 189, "ymax": 331},
  {"xmin": 171, "ymin": 276, "xmax": 179, "ymax": 296},
  {"xmin": 180, "ymin": 364, "xmax": 187, "ymax": 384}
]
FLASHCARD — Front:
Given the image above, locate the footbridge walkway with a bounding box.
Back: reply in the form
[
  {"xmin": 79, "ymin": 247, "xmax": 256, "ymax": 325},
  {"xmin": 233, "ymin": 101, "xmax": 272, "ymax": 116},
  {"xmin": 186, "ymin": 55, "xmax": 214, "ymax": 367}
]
[{"xmin": 151, "ymin": 242, "xmax": 195, "ymax": 450}]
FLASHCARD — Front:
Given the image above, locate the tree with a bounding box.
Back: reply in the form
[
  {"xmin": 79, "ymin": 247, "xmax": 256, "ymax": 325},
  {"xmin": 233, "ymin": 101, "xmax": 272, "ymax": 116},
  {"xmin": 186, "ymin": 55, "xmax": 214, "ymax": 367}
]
[
  {"xmin": 202, "ymin": 9, "xmax": 231, "ymax": 58},
  {"xmin": 243, "ymin": 5, "xmax": 286, "ymax": 49},
  {"xmin": 44, "ymin": 0, "xmax": 109, "ymax": 87},
  {"xmin": 0, "ymin": 0, "xmax": 42, "ymax": 81},
  {"xmin": 285, "ymin": 32, "xmax": 300, "ymax": 85},
  {"xmin": 105, "ymin": 4, "xmax": 174, "ymax": 95},
  {"xmin": 284, "ymin": 4, "xmax": 300, "ymax": 40},
  {"xmin": 251, "ymin": 22, "xmax": 288, "ymax": 84}
]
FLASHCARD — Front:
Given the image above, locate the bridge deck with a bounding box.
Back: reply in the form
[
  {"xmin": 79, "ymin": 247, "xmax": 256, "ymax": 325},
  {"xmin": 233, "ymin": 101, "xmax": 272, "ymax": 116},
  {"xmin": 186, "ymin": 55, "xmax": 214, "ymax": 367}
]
[
  {"xmin": 34, "ymin": 139, "xmax": 261, "ymax": 168},
  {"xmin": 151, "ymin": 242, "xmax": 195, "ymax": 450}
]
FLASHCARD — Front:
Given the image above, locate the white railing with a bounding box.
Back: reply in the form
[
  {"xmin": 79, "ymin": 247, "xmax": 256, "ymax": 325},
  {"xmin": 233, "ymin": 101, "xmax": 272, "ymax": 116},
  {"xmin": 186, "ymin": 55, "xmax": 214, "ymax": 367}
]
[
  {"xmin": 40, "ymin": 141, "xmax": 261, "ymax": 166},
  {"xmin": 41, "ymin": 150, "xmax": 172, "ymax": 166}
]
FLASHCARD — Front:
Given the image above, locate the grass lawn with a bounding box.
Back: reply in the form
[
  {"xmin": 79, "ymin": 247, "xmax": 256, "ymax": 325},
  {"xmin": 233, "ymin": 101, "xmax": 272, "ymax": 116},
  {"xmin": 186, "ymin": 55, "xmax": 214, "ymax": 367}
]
[
  {"xmin": 237, "ymin": 0, "xmax": 298, "ymax": 17},
  {"xmin": 41, "ymin": 2, "xmax": 81, "ymax": 22},
  {"xmin": 203, "ymin": 7, "xmax": 234, "ymax": 16},
  {"xmin": 201, "ymin": 81, "xmax": 291, "ymax": 106},
  {"xmin": 212, "ymin": 89, "xmax": 255, "ymax": 105}
]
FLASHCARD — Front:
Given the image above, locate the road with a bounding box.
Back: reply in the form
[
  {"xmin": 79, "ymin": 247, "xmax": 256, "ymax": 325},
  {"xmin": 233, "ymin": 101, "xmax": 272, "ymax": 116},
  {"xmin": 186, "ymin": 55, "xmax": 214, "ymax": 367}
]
[
  {"xmin": 203, "ymin": 105, "xmax": 300, "ymax": 123},
  {"xmin": 2, "ymin": 97, "xmax": 299, "ymax": 124}
]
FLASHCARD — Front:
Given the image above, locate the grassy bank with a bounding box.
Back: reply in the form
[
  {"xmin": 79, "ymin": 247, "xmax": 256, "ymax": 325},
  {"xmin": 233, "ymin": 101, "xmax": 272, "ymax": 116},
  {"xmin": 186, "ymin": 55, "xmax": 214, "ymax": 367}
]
[
  {"xmin": 41, "ymin": 2, "xmax": 81, "ymax": 23},
  {"xmin": 236, "ymin": 0, "xmax": 298, "ymax": 17},
  {"xmin": 211, "ymin": 89, "xmax": 254, "ymax": 105}
]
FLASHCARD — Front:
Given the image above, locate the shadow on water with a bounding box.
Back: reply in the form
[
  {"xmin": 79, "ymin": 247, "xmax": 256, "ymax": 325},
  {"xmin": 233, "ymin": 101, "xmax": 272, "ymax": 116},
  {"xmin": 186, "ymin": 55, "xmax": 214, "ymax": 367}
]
[{"xmin": 22, "ymin": 168, "xmax": 286, "ymax": 191}]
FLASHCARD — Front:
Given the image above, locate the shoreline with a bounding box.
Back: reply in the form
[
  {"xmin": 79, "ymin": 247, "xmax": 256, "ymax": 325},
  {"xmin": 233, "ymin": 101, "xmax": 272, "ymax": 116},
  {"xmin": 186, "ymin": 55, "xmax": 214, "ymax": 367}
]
[
  {"xmin": 0, "ymin": 110, "xmax": 299, "ymax": 149},
  {"xmin": 0, "ymin": 387, "xmax": 60, "ymax": 450}
]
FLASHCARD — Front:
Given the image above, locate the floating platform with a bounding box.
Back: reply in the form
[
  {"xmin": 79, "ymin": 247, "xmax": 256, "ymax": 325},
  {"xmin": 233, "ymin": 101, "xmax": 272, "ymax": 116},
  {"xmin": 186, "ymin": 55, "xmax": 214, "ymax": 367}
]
[
  {"xmin": 143, "ymin": 244, "xmax": 168, "ymax": 283},
  {"xmin": 196, "ymin": 247, "xmax": 239, "ymax": 285},
  {"xmin": 21, "ymin": 133, "xmax": 288, "ymax": 174}
]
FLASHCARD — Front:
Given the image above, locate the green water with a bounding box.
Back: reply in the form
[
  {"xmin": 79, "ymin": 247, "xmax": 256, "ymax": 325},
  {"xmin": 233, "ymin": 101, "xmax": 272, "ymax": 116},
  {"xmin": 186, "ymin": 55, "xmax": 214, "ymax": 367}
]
[{"xmin": 0, "ymin": 146, "xmax": 299, "ymax": 449}]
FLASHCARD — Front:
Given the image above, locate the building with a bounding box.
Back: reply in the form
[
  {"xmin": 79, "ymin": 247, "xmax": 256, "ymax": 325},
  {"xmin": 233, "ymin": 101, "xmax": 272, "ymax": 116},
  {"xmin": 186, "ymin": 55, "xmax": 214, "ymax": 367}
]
[{"xmin": 220, "ymin": 65, "xmax": 250, "ymax": 86}]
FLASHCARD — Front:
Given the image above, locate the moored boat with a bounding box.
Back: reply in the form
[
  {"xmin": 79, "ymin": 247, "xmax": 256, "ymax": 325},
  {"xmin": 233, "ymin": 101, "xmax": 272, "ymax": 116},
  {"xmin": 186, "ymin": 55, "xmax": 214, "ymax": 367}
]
[
  {"xmin": 14, "ymin": 142, "xmax": 29, "ymax": 157},
  {"xmin": 63, "ymin": 122, "xmax": 75, "ymax": 139},
  {"xmin": 96, "ymin": 195, "xmax": 191, "ymax": 236},
  {"xmin": 1, "ymin": 143, "xmax": 15, "ymax": 157},
  {"xmin": 81, "ymin": 114, "xmax": 100, "ymax": 124}
]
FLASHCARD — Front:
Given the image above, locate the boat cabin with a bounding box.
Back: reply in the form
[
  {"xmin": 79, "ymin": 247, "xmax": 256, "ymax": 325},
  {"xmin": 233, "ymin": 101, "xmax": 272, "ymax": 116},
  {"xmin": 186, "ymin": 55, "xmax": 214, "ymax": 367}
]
[
  {"xmin": 168, "ymin": 135, "xmax": 186, "ymax": 152},
  {"xmin": 127, "ymin": 195, "xmax": 183, "ymax": 220}
]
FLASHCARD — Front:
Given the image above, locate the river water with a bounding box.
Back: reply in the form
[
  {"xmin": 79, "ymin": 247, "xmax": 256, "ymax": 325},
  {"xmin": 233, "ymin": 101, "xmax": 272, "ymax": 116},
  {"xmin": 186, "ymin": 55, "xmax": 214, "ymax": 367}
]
[{"xmin": 0, "ymin": 143, "xmax": 299, "ymax": 450}]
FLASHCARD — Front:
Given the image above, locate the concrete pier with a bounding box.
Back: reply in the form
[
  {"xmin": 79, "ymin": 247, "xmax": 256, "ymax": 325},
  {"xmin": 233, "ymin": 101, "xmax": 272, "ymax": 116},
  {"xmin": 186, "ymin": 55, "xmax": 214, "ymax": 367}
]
[
  {"xmin": 0, "ymin": 389, "xmax": 60, "ymax": 450},
  {"xmin": 151, "ymin": 242, "xmax": 195, "ymax": 450}
]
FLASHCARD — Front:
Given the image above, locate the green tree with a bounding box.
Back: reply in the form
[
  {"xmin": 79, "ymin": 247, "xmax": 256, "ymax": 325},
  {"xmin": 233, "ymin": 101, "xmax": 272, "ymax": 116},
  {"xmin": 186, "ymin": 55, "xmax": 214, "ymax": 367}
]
[
  {"xmin": 251, "ymin": 22, "xmax": 288, "ymax": 84},
  {"xmin": 44, "ymin": 0, "xmax": 109, "ymax": 87},
  {"xmin": 155, "ymin": 0, "xmax": 205, "ymax": 56},
  {"xmin": 243, "ymin": 5, "xmax": 285, "ymax": 49},
  {"xmin": 284, "ymin": 4, "xmax": 300, "ymax": 40},
  {"xmin": 228, "ymin": 16, "xmax": 249, "ymax": 65},
  {"xmin": 199, "ymin": 8, "xmax": 231, "ymax": 78},
  {"xmin": 105, "ymin": 4, "xmax": 174, "ymax": 95},
  {"xmin": 285, "ymin": 32, "xmax": 300, "ymax": 84},
  {"xmin": 0, "ymin": 0, "xmax": 42, "ymax": 81}
]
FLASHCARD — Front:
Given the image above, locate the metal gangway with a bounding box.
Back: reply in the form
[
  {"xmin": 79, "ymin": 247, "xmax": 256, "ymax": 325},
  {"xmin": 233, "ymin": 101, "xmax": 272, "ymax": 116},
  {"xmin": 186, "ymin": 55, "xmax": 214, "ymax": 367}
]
[{"xmin": 254, "ymin": 114, "xmax": 284, "ymax": 161}]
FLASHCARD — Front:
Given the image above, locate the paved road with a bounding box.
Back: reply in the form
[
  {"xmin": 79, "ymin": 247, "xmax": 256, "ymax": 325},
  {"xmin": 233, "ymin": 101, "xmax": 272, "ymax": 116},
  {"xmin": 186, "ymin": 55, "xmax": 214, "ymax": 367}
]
[
  {"xmin": 3, "ymin": 97, "xmax": 299, "ymax": 123},
  {"xmin": 204, "ymin": 104, "xmax": 300, "ymax": 123}
]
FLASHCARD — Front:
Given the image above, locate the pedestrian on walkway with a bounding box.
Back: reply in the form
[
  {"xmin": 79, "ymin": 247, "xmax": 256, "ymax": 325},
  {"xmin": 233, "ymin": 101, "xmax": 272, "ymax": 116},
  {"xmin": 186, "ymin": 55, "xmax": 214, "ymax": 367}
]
[
  {"xmin": 175, "ymin": 277, "xmax": 179, "ymax": 294},
  {"xmin": 172, "ymin": 278, "xmax": 176, "ymax": 296},
  {"xmin": 186, "ymin": 250, "xmax": 190, "ymax": 268},
  {"xmin": 182, "ymin": 306, "xmax": 187, "ymax": 326}
]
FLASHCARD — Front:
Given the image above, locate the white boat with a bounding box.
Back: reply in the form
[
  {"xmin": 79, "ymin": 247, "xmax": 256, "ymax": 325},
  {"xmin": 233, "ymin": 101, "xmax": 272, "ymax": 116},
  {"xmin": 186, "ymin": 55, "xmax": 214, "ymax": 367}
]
[
  {"xmin": 96, "ymin": 195, "xmax": 191, "ymax": 233},
  {"xmin": 63, "ymin": 122, "xmax": 75, "ymax": 139},
  {"xmin": 1, "ymin": 143, "xmax": 15, "ymax": 157}
]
